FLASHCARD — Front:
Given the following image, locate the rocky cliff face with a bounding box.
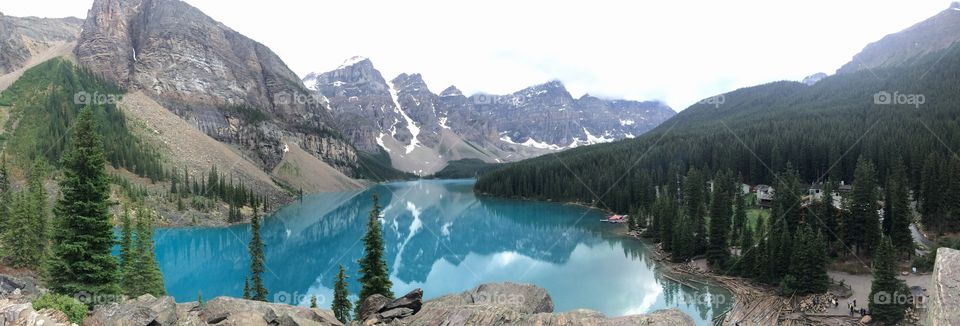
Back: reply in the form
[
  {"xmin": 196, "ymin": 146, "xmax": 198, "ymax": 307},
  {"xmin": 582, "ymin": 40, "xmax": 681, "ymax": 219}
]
[
  {"xmin": 304, "ymin": 58, "xmax": 675, "ymax": 174},
  {"xmin": 838, "ymin": 3, "xmax": 960, "ymax": 74},
  {"xmin": 0, "ymin": 13, "xmax": 81, "ymax": 75},
  {"xmin": 927, "ymin": 247, "xmax": 960, "ymax": 325},
  {"xmin": 75, "ymin": 0, "xmax": 359, "ymax": 174}
]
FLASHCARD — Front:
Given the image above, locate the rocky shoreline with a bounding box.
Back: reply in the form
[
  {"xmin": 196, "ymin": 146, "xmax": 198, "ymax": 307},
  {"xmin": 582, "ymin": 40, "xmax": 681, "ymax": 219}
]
[{"xmin": 1, "ymin": 277, "xmax": 694, "ymax": 326}]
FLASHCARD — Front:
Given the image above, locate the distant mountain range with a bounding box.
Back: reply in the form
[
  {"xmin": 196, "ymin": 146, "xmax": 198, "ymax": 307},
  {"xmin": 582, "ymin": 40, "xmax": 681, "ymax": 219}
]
[
  {"xmin": 303, "ymin": 57, "xmax": 675, "ymax": 174},
  {"xmin": 0, "ymin": 0, "xmax": 675, "ymax": 183}
]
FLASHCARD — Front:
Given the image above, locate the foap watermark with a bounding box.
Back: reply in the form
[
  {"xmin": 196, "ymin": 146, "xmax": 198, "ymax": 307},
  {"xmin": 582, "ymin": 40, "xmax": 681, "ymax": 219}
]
[
  {"xmin": 274, "ymin": 92, "xmax": 325, "ymax": 106},
  {"xmin": 699, "ymin": 94, "xmax": 725, "ymax": 108},
  {"xmin": 472, "ymin": 292, "xmax": 526, "ymax": 307},
  {"xmin": 273, "ymin": 291, "xmax": 322, "ymax": 306},
  {"xmin": 871, "ymin": 290, "xmax": 927, "ymax": 308},
  {"xmin": 679, "ymin": 291, "xmax": 729, "ymax": 308},
  {"xmin": 74, "ymin": 91, "xmax": 122, "ymax": 105},
  {"xmin": 472, "ymin": 94, "xmax": 527, "ymax": 106},
  {"xmin": 73, "ymin": 291, "xmax": 124, "ymax": 306},
  {"xmin": 873, "ymin": 91, "xmax": 925, "ymax": 108}
]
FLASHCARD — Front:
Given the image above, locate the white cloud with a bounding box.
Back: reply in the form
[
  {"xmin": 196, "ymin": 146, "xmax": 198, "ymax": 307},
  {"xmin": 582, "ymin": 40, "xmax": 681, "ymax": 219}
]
[{"xmin": 3, "ymin": 0, "xmax": 949, "ymax": 110}]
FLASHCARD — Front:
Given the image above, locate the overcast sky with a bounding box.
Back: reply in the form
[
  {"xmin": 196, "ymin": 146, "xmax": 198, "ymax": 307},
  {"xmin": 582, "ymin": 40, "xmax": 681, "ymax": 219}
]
[{"xmin": 3, "ymin": 1, "xmax": 950, "ymax": 110}]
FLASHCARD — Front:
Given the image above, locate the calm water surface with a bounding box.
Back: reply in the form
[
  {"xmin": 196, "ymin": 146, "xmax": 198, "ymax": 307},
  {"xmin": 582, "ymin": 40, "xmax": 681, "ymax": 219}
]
[{"xmin": 154, "ymin": 179, "xmax": 731, "ymax": 324}]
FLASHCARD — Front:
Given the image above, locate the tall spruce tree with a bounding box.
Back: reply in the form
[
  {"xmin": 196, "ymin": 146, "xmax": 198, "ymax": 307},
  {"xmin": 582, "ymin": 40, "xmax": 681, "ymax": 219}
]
[
  {"xmin": 47, "ymin": 108, "xmax": 121, "ymax": 303},
  {"xmin": 732, "ymin": 188, "xmax": 747, "ymax": 245},
  {"xmin": 708, "ymin": 171, "xmax": 733, "ymax": 268},
  {"xmin": 850, "ymin": 158, "xmax": 882, "ymax": 255},
  {"xmin": 119, "ymin": 209, "xmax": 137, "ymax": 295},
  {"xmin": 736, "ymin": 221, "xmax": 756, "ymax": 278},
  {"xmin": 27, "ymin": 159, "xmax": 50, "ymax": 259},
  {"xmin": 249, "ymin": 207, "xmax": 268, "ymax": 301},
  {"xmin": 820, "ymin": 179, "xmax": 839, "ymax": 247},
  {"xmin": 868, "ymin": 237, "xmax": 908, "ymax": 324},
  {"xmin": 0, "ymin": 157, "xmax": 8, "ymax": 220},
  {"xmin": 3, "ymin": 192, "xmax": 42, "ymax": 268},
  {"xmin": 133, "ymin": 207, "xmax": 165, "ymax": 296},
  {"xmin": 0, "ymin": 157, "xmax": 9, "ymax": 258},
  {"xmin": 920, "ymin": 153, "xmax": 945, "ymax": 233},
  {"xmin": 785, "ymin": 225, "xmax": 829, "ymax": 295},
  {"xmin": 887, "ymin": 159, "xmax": 913, "ymax": 256},
  {"xmin": 356, "ymin": 194, "xmax": 393, "ymax": 315},
  {"xmin": 683, "ymin": 168, "xmax": 707, "ymax": 254},
  {"xmin": 333, "ymin": 264, "xmax": 352, "ymax": 323}
]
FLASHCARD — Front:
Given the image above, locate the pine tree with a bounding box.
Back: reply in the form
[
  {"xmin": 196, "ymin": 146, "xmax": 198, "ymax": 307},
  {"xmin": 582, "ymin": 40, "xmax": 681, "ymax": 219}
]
[
  {"xmin": 0, "ymin": 157, "xmax": 9, "ymax": 233},
  {"xmin": 3, "ymin": 193, "xmax": 42, "ymax": 268},
  {"xmin": 785, "ymin": 225, "xmax": 829, "ymax": 295},
  {"xmin": 708, "ymin": 171, "xmax": 733, "ymax": 268},
  {"xmin": 249, "ymin": 207, "xmax": 268, "ymax": 301},
  {"xmin": 920, "ymin": 153, "xmax": 945, "ymax": 233},
  {"xmin": 820, "ymin": 179, "xmax": 839, "ymax": 247},
  {"xmin": 887, "ymin": 159, "xmax": 913, "ymax": 257},
  {"xmin": 850, "ymin": 158, "xmax": 882, "ymax": 255},
  {"xmin": 737, "ymin": 221, "xmax": 756, "ymax": 278},
  {"xmin": 47, "ymin": 107, "xmax": 121, "ymax": 304},
  {"xmin": 119, "ymin": 209, "xmax": 137, "ymax": 295},
  {"xmin": 356, "ymin": 194, "xmax": 393, "ymax": 315},
  {"xmin": 310, "ymin": 295, "xmax": 318, "ymax": 308},
  {"xmin": 133, "ymin": 207, "xmax": 165, "ymax": 296},
  {"xmin": 868, "ymin": 237, "xmax": 908, "ymax": 324},
  {"xmin": 683, "ymin": 168, "xmax": 707, "ymax": 254},
  {"xmin": 27, "ymin": 159, "xmax": 50, "ymax": 262},
  {"xmin": 732, "ymin": 189, "xmax": 747, "ymax": 245},
  {"xmin": 242, "ymin": 277, "xmax": 251, "ymax": 300},
  {"xmin": 333, "ymin": 264, "xmax": 352, "ymax": 323}
]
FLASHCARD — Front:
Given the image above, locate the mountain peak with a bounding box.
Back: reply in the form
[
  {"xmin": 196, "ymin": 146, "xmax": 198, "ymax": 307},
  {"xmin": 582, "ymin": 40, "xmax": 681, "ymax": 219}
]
[
  {"xmin": 338, "ymin": 56, "xmax": 371, "ymax": 69},
  {"xmin": 802, "ymin": 72, "xmax": 828, "ymax": 85},
  {"xmin": 440, "ymin": 86, "xmax": 463, "ymax": 97},
  {"xmin": 543, "ymin": 80, "xmax": 565, "ymax": 89}
]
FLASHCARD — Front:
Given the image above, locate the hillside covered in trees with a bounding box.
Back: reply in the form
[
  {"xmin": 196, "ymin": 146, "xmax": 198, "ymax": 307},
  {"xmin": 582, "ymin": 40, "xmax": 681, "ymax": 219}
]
[{"xmin": 476, "ymin": 44, "xmax": 960, "ymax": 236}]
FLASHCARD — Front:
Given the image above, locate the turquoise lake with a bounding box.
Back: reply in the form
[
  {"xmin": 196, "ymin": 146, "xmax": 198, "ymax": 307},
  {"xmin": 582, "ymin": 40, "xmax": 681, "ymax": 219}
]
[{"xmin": 153, "ymin": 179, "xmax": 732, "ymax": 324}]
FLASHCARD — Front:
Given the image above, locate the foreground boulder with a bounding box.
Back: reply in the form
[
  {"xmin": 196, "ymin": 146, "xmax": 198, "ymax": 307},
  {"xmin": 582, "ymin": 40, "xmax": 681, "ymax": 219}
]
[
  {"xmin": 928, "ymin": 247, "xmax": 960, "ymax": 325},
  {"xmin": 192, "ymin": 297, "xmax": 341, "ymax": 326},
  {"xmin": 0, "ymin": 299, "xmax": 73, "ymax": 326},
  {"xmin": 351, "ymin": 282, "xmax": 694, "ymax": 326},
  {"xmin": 0, "ymin": 275, "xmax": 39, "ymax": 301},
  {"xmin": 87, "ymin": 295, "xmax": 341, "ymax": 326},
  {"xmin": 356, "ymin": 289, "xmax": 423, "ymax": 324}
]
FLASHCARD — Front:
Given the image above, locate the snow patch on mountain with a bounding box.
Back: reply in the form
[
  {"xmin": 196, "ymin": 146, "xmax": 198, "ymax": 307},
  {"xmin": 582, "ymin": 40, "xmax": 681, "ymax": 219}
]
[
  {"xmin": 339, "ymin": 56, "xmax": 368, "ymax": 69},
  {"xmin": 376, "ymin": 133, "xmax": 391, "ymax": 153},
  {"xmin": 582, "ymin": 128, "xmax": 615, "ymax": 145},
  {"xmin": 500, "ymin": 135, "xmax": 564, "ymax": 150},
  {"xmin": 390, "ymin": 83, "xmax": 421, "ymax": 154}
]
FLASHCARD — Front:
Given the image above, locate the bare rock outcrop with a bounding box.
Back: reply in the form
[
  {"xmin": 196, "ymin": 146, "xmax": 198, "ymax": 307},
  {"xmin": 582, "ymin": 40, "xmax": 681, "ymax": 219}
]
[
  {"xmin": 191, "ymin": 297, "xmax": 341, "ymax": 326},
  {"xmin": 75, "ymin": 0, "xmax": 361, "ymax": 175},
  {"xmin": 0, "ymin": 13, "xmax": 81, "ymax": 75},
  {"xmin": 351, "ymin": 283, "xmax": 694, "ymax": 326},
  {"xmin": 927, "ymin": 247, "xmax": 960, "ymax": 325},
  {"xmin": 0, "ymin": 299, "xmax": 74, "ymax": 326}
]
